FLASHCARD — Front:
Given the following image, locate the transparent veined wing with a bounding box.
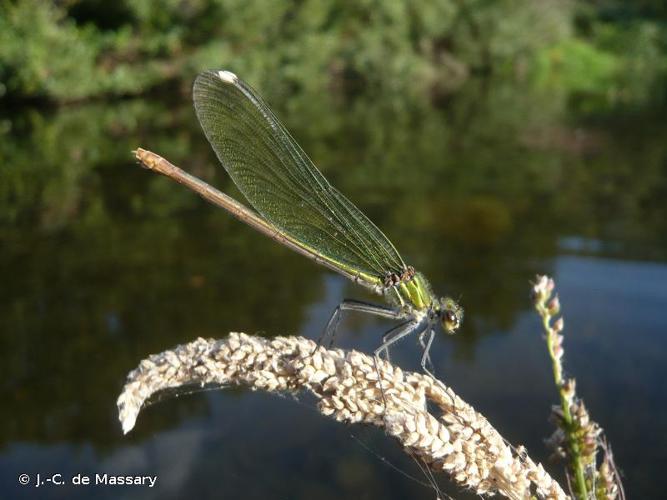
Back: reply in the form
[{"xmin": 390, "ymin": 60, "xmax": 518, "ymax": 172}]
[{"xmin": 193, "ymin": 70, "xmax": 407, "ymax": 285}]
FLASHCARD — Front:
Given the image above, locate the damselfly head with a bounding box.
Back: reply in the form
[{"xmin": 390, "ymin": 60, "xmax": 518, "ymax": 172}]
[{"xmin": 439, "ymin": 297, "xmax": 463, "ymax": 334}]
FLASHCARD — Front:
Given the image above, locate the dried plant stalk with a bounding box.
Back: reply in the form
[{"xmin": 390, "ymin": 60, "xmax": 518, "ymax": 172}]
[{"xmin": 117, "ymin": 333, "xmax": 567, "ymax": 499}]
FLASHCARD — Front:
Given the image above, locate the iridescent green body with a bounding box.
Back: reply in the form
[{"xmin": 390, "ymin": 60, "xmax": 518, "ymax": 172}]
[
  {"xmin": 191, "ymin": 68, "xmax": 463, "ymax": 334},
  {"xmin": 389, "ymin": 272, "xmax": 435, "ymax": 311}
]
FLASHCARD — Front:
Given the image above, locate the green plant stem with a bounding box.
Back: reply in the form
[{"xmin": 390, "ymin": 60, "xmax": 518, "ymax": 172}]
[{"xmin": 538, "ymin": 304, "xmax": 588, "ymax": 499}]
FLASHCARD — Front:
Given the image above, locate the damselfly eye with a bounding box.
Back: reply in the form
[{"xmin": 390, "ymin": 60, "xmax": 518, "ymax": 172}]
[{"xmin": 440, "ymin": 297, "xmax": 463, "ymax": 334}]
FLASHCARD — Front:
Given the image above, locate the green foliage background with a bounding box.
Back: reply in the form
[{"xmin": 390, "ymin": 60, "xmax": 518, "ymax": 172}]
[{"xmin": 1, "ymin": 0, "xmax": 666, "ymax": 101}]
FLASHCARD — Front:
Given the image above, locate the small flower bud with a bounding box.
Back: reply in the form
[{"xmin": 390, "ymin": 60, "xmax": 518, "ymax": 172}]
[
  {"xmin": 553, "ymin": 345, "xmax": 564, "ymax": 360},
  {"xmin": 552, "ymin": 317, "xmax": 564, "ymax": 333},
  {"xmin": 547, "ymin": 295, "xmax": 561, "ymax": 316},
  {"xmin": 561, "ymin": 378, "xmax": 576, "ymax": 407},
  {"xmin": 531, "ymin": 275, "xmax": 551, "ymax": 304},
  {"xmin": 546, "ymin": 277, "xmax": 555, "ymax": 294},
  {"xmin": 551, "ymin": 333, "xmax": 563, "ymax": 349},
  {"xmin": 562, "ymin": 378, "xmax": 576, "ymax": 396}
]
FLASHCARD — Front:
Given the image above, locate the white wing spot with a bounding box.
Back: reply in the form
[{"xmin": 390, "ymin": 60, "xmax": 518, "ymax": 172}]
[{"xmin": 218, "ymin": 70, "xmax": 238, "ymax": 83}]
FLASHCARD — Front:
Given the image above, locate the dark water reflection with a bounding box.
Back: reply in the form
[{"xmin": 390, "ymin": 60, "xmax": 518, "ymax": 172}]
[{"xmin": 1, "ymin": 79, "xmax": 666, "ymax": 498}]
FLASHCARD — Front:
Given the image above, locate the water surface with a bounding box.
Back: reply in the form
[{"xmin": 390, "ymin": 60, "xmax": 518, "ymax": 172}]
[{"xmin": 1, "ymin": 79, "xmax": 666, "ymax": 498}]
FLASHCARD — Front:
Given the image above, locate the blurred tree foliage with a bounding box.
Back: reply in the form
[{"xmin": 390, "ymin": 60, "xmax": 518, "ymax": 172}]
[{"xmin": 1, "ymin": 0, "xmax": 664, "ymax": 101}]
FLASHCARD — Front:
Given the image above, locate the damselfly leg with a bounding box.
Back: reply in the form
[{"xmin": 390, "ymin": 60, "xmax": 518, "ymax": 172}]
[
  {"xmin": 317, "ymin": 299, "xmax": 404, "ymax": 352},
  {"xmin": 372, "ymin": 319, "xmax": 428, "ymax": 407},
  {"xmin": 374, "ymin": 320, "xmax": 427, "ymax": 362},
  {"xmin": 418, "ymin": 328, "xmax": 436, "ymax": 378}
]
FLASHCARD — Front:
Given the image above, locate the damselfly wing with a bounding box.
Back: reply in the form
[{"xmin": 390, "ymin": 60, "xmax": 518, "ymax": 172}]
[{"xmin": 136, "ymin": 70, "xmax": 463, "ymax": 375}]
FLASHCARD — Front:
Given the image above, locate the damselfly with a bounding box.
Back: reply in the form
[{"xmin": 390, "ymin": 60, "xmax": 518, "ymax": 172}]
[{"xmin": 135, "ymin": 70, "xmax": 463, "ymax": 376}]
